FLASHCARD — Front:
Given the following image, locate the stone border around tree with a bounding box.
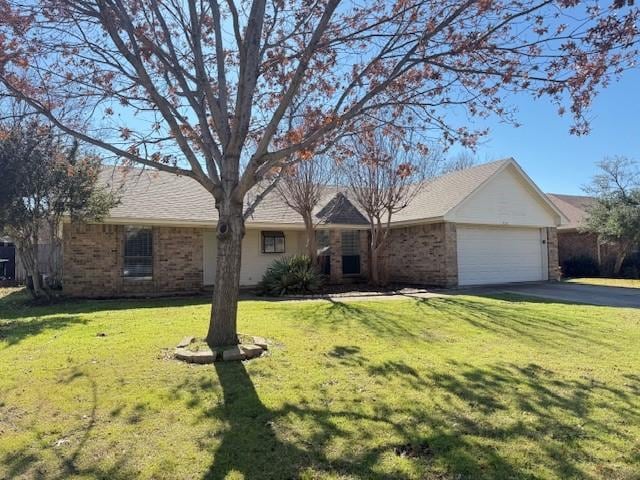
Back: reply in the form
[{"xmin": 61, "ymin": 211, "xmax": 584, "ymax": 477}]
[{"xmin": 174, "ymin": 335, "xmax": 269, "ymax": 364}]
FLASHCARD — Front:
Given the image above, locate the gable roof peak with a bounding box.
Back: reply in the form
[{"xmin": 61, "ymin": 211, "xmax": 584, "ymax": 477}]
[{"xmin": 315, "ymin": 191, "xmax": 368, "ymax": 225}]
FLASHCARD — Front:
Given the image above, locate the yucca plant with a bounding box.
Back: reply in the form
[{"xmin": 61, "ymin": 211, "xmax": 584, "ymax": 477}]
[{"xmin": 258, "ymin": 255, "xmax": 324, "ymax": 296}]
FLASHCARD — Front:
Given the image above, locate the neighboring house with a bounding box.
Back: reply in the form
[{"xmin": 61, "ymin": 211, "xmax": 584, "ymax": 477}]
[
  {"xmin": 62, "ymin": 158, "xmax": 566, "ymax": 297},
  {"xmin": 547, "ymin": 193, "xmax": 636, "ymax": 274},
  {"xmin": 546, "ymin": 194, "xmax": 601, "ymax": 268},
  {"xmin": 1, "ymin": 229, "xmax": 62, "ymax": 285}
]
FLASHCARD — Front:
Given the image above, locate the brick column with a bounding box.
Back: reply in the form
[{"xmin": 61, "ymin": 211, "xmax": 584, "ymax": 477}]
[
  {"xmin": 329, "ymin": 229, "xmax": 342, "ymax": 283},
  {"xmin": 547, "ymin": 227, "xmax": 560, "ymax": 281},
  {"xmin": 443, "ymin": 222, "xmax": 458, "ymax": 287}
]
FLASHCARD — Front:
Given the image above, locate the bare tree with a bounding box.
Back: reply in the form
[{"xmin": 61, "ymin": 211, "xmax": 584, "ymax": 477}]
[
  {"xmin": 441, "ymin": 151, "xmax": 477, "ymax": 174},
  {"xmin": 583, "ymin": 156, "xmax": 640, "ymax": 275},
  {"xmin": 340, "ymin": 129, "xmax": 439, "ymax": 286},
  {"xmin": 0, "ymin": 0, "xmax": 637, "ymax": 346},
  {"xmin": 276, "ymin": 157, "xmax": 334, "ymax": 264}
]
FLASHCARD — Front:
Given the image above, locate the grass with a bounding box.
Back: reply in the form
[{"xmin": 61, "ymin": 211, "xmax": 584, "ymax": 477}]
[
  {"xmin": 0, "ymin": 286, "xmax": 24, "ymax": 299},
  {"xmin": 1, "ymin": 289, "xmax": 640, "ymax": 479},
  {"xmin": 564, "ymin": 278, "xmax": 640, "ymax": 289}
]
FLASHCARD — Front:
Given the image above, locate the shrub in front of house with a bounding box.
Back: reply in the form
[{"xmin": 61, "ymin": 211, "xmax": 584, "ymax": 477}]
[
  {"xmin": 561, "ymin": 255, "xmax": 600, "ymax": 278},
  {"xmin": 258, "ymin": 255, "xmax": 324, "ymax": 296},
  {"xmin": 620, "ymin": 251, "xmax": 640, "ymax": 279}
]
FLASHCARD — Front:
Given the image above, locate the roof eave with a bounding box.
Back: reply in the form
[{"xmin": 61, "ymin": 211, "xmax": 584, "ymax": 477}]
[
  {"xmin": 508, "ymin": 161, "xmax": 570, "ymax": 226},
  {"xmin": 387, "ymin": 216, "xmax": 446, "ymax": 227},
  {"xmin": 68, "ymin": 216, "xmax": 369, "ymax": 230}
]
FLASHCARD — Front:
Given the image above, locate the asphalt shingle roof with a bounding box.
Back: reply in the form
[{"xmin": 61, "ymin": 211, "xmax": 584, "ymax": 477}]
[
  {"xmin": 101, "ymin": 168, "xmax": 218, "ymax": 224},
  {"xmin": 392, "ymin": 159, "xmax": 510, "ymax": 222},
  {"xmin": 546, "ymin": 193, "xmax": 596, "ymax": 230},
  {"xmin": 100, "ymin": 159, "xmax": 512, "ymax": 227},
  {"xmin": 316, "ymin": 192, "xmax": 368, "ymax": 225}
]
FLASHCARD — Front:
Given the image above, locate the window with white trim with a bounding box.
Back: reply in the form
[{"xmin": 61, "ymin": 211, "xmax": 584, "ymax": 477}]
[
  {"xmin": 123, "ymin": 227, "xmax": 153, "ymax": 278},
  {"xmin": 262, "ymin": 231, "xmax": 285, "ymax": 253}
]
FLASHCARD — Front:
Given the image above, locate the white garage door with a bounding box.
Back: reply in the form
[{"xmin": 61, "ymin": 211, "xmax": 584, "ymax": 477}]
[{"xmin": 457, "ymin": 226, "xmax": 547, "ymax": 286}]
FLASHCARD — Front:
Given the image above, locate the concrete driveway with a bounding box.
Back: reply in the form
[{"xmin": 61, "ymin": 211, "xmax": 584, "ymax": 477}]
[
  {"xmin": 489, "ymin": 282, "xmax": 640, "ymax": 308},
  {"xmin": 253, "ymin": 281, "xmax": 640, "ymax": 308}
]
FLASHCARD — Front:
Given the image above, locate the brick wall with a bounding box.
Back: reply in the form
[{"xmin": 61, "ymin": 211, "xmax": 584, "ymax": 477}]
[
  {"xmin": 546, "ymin": 227, "xmax": 560, "ymax": 281},
  {"xmin": 384, "ymin": 222, "xmax": 458, "ymax": 287},
  {"xmin": 63, "ymin": 223, "xmax": 203, "ymax": 297},
  {"xmin": 63, "ymin": 224, "xmax": 122, "ymax": 297},
  {"xmin": 328, "ymin": 229, "xmax": 343, "ymax": 283},
  {"xmin": 154, "ymin": 227, "xmax": 204, "ymax": 293},
  {"xmin": 557, "ymin": 230, "xmax": 599, "ymax": 266}
]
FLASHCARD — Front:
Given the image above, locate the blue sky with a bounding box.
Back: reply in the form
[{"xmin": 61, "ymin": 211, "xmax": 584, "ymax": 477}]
[
  {"xmin": 101, "ymin": 63, "xmax": 639, "ymax": 197},
  {"xmin": 465, "ymin": 69, "xmax": 640, "ymax": 195}
]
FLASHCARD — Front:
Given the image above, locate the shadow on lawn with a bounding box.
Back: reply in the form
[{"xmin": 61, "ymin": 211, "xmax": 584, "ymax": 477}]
[
  {"xmin": 0, "ymin": 293, "xmax": 210, "ymax": 347},
  {"xmin": 1, "ymin": 369, "xmax": 135, "ymax": 479},
  {"xmin": 4, "ymin": 359, "xmax": 637, "ymax": 479},
  {"xmin": 411, "ymin": 295, "xmax": 612, "ymax": 349},
  {"xmin": 425, "ymin": 361, "xmax": 640, "ymax": 479},
  {"xmin": 0, "ymin": 315, "xmax": 88, "ymax": 347},
  {"xmin": 180, "ymin": 356, "xmax": 640, "ymax": 480},
  {"xmin": 203, "ymin": 362, "xmax": 306, "ymax": 480},
  {"xmin": 319, "ymin": 299, "xmax": 419, "ymax": 339},
  {"xmin": 0, "ymin": 290, "xmax": 212, "ymax": 321},
  {"xmin": 201, "ymin": 361, "xmax": 433, "ymax": 480}
]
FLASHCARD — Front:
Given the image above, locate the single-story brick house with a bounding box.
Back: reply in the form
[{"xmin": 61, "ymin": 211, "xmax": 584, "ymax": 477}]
[
  {"xmin": 546, "ymin": 193, "xmax": 636, "ymax": 274},
  {"xmin": 545, "ymin": 194, "xmax": 601, "ymax": 268},
  {"xmin": 63, "ymin": 158, "xmax": 567, "ymax": 297}
]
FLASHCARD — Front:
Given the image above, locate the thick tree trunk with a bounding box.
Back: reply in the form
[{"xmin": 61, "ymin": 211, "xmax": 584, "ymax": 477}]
[
  {"xmin": 302, "ymin": 212, "xmax": 317, "ymax": 264},
  {"xmin": 613, "ymin": 249, "xmax": 627, "ymax": 276},
  {"xmin": 369, "ymin": 219, "xmax": 388, "ymax": 287},
  {"xmin": 207, "ymin": 201, "xmax": 245, "ymax": 348},
  {"xmin": 369, "ymin": 226, "xmax": 381, "ymax": 286},
  {"xmin": 370, "ymin": 244, "xmax": 380, "ymax": 285}
]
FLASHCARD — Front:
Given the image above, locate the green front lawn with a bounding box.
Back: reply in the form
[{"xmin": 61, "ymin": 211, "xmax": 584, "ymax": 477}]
[
  {"xmin": 564, "ymin": 277, "xmax": 640, "ymax": 289},
  {"xmin": 1, "ymin": 290, "xmax": 639, "ymax": 480}
]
